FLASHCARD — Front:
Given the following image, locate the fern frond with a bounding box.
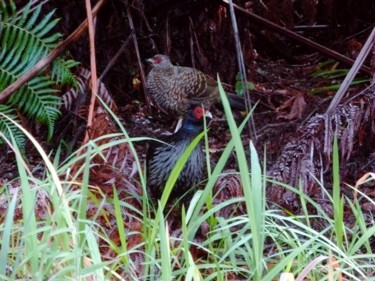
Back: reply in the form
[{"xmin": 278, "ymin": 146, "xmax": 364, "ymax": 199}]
[
  {"xmin": 8, "ymin": 76, "xmax": 62, "ymax": 139},
  {"xmin": 0, "ymin": 1, "xmax": 16, "ymax": 24},
  {"xmin": 0, "ymin": 5, "xmax": 60, "ymax": 75},
  {"xmin": 52, "ymin": 59, "xmax": 80, "ymax": 87},
  {"xmin": 0, "ymin": 1, "xmax": 78, "ymax": 144},
  {"xmin": 32, "ymin": 9, "xmax": 60, "ymax": 39},
  {"xmin": 0, "ymin": 104, "xmax": 26, "ymax": 149}
]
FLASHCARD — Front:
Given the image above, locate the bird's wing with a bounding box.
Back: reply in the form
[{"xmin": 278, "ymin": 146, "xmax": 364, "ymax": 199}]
[
  {"xmin": 147, "ymin": 68, "xmax": 190, "ymax": 114},
  {"xmin": 173, "ymin": 67, "xmax": 208, "ymax": 99}
]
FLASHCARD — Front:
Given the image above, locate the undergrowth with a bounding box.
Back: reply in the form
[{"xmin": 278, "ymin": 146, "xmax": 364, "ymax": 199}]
[{"xmin": 0, "ymin": 82, "xmax": 374, "ymax": 280}]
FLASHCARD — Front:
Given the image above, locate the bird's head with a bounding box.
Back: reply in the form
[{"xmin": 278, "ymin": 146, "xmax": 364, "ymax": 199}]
[
  {"xmin": 146, "ymin": 54, "xmax": 173, "ymax": 69},
  {"xmin": 182, "ymin": 105, "xmax": 212, "ymax": 132},
  {"xmin": 191, "ymin": 105, "xmax": 213, "ymax": 121}
]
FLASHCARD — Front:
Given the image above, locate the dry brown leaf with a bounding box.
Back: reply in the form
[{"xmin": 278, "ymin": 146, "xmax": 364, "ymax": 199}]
[
  {"xmin": 354, "ymin": 172, "xmax": 375, "ymax": 198},
  {"xmin": 328, "ymin": 255, "xmax": 342, "ymax": 281},
  {"xmin": 276, "ymin": 92, "xmax": 307, "ymax": 120}
]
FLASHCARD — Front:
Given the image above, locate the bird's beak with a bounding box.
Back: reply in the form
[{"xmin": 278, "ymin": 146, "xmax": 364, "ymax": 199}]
[
  {"xmin": 204, "ymin": 111, "xmax": 213, "ymax": 119},
  {"xmin": 146, "ymin": 58, "xmax": 153, "ymax": 64}
]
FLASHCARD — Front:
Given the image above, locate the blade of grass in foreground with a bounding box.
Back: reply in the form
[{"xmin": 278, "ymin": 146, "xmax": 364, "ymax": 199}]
[
  {"xmin": 144, "ymin": 131, "xmax": 205, "ymax": 278},
  {"xmin": 10, "ymin": 132, "xmax": 38, "ymax": 275},
  {"xmin": 78, "ymin": 143, "xmax": 91, "ymax": 248},
  {"xmin": 158, "ymin": 202, "xmax": 172, "ymax": 281},
  {"xmin": 0, "ymin": 112, "xmax": 74, "ymax": 233},
  {"xmin": 187, "ymin": 101, "xmax": 254, "ymax": 233},
  {"xmin": 217, "ymin": 76, "xmax": 265, "ymax": 280},
  {"xmin": 160, "ymin": 131, "xmax": 206, "ymax": 210},
  {"xmin": 332, "ymin": 136, "xmax": 344, "ymax": 249},
  {"xmin": 0, "ymin": 187, "xmax": 18, "ymax": 277},
  {"xmin": 113, "ymin": 186, "xmax": 129, "ymax": 265}
]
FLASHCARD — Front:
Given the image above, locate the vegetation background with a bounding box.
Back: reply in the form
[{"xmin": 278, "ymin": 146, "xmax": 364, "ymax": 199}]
[{"xmin": 0, "ymin": 0, "xmax": 374, "ymax": 280}]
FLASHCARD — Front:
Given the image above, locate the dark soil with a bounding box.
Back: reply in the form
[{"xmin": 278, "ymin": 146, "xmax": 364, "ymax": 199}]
[{"xmin": 2, "ymin": 1, "xmax": 375, "ymax": 276}]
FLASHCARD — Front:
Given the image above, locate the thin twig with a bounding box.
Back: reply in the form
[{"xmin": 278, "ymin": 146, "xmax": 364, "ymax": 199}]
[
  {"xmin": 0, "ymin": 0, "xmax": 107, "ymax": 103},
  {"xmin": 326, "ymin": 27, "xmax": 375, "ymax": 114},
  {"xmin": 137, "ymin": 5, "xmax": 158, "ymax": 53},
  {"xmin": 228, "ymin": 0, "xmax": 257, "ymax": 140},
  {"xmin": 99, "ymin": 31, "xmax": 134, "ymax": 81},
  {"xmin": 127, "ymin": 6, "xmax": 151, "ymax": 111},
  {"xmin": 165, "ymin": 14, "xmax": 171, "ymax": 55},
  {"xmin": 82, "ymin": 0, "xmax": 98, "ymax": 145},
  {"xmin": 222, "ymin": 0, "xmax": 372, "ymax": 75},
  {"xmin": 189, "ymin": 17, "xmax": 196, "ymax": 68}
]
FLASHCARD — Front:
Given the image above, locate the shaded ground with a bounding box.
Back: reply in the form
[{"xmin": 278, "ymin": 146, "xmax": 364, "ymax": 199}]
[
  {"xmin": 1, "ymin": 0, "xmax": 375, "ymax": 277},
  {"xmin": 51, "ymin": 0, "xmax": 375, "ymax": 234},
  {"xmin": 3, "ymin": 0, "xmax": 375, "ymax": 222}
]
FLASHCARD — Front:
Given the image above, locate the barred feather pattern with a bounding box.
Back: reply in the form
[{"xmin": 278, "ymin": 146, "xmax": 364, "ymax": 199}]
[
  {"xmin": 147, "ymin": 137, "xmax": 204, "ymax": 200},
  {"xmin": 146, "ymin": 54, "xmax": 219, "ymax": 116},
  {"xmin": 146, "ymin": 107, "xmax": 208, "ymax": 201}
]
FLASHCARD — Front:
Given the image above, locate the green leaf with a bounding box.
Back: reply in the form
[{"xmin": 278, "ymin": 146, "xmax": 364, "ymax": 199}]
[{"xmin": 0, "ymin": 1, "xmax": 78, "ymax": 146}]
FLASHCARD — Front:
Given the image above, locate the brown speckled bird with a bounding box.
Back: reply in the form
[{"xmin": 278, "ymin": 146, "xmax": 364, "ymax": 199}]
[
  {"xmin": 146, "ymin": 54, "xmax": 244, "ymax": 117},
  {"xmin": 147, "ymin": 105, "xmax": 212, "ymax": 202}
]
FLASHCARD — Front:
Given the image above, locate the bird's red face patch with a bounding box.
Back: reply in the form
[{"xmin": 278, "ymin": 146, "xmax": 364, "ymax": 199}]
[
  {"xmin": 193, "ymin": 106, "xmax": 206, "ymax": 120},
  {"xmin": 152, "ymin": 55, "xmax": 164, "ymax": 64}
]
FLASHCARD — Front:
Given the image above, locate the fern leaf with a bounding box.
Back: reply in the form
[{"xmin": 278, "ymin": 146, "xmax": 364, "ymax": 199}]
[
  {"xmin": 16, "ymin": 2, "xmax": 33, "ymax": 28},
  {"xmin": 7, "ymin": 76, "xmax": 62, "ymax": 140},
  {"xmin": 52, "ymin": 59, "xmax": 80, "ymax": 87},
  {"xmin": 0, "ymin": 1, "xmax": 16, "ymax": 23},
  {"xmin": 0, "ymin": 3, "xmax": 60, "ymax": 72},
  {"xmin": 24, "ymin": 4, "xmax": 41, "ymax": 30},
  {"xmin": 0, "ymin": 0, "xmax": 78, "ymax": 144},
  {"xmin": 32, "ymin": 10, "xmax": 60, "ymax": 38},
  {"xmin": 0, "ymin": 104, "xmax": 26, "ymax": 149}
]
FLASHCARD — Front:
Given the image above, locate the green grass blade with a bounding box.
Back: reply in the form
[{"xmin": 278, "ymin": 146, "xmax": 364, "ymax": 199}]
[
  {"xmin": 187, "ymin": 105, "xmax": 253, "ymax": 239},
  {"xmin": 332, "ymin": 136, "xmax": 344, "ymax": 249},
  {"xmin": 113, "ymin": 186, "xmax": 128, "ymax": 265},
  {"xmin": 217, "ymin": 75, "xmax": 264, "ymax": 279},
  {"xmin": 160, "ymin": 130, "xmax": 205, "ymax": 210},
  {"xmin": 158, "ymin": 202, "xmax": 172, "ymax": 280},
  {"xmin": 0, "ymin": 187, "xmax": 18, "ymax": 276}
]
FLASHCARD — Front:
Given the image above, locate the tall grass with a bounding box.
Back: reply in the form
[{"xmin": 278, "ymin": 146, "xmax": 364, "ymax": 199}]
[{"xmin": 0, "ymin": 82, "xmax": 375, "ymax": 280}]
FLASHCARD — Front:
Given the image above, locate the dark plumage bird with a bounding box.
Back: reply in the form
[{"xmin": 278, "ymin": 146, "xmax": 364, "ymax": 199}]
[
  {"xmin": 146, "ymin": 105, "xmax": 212, "ymax": 203},
  {"xmin": 146, "ymin": 54, "xmax": 245, "ymax": 117}
]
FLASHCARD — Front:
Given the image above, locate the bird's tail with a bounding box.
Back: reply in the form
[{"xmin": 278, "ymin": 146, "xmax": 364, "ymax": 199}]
[{"xmin": 226, "ymin": 93, "xmax": 247, "ymax": 111}]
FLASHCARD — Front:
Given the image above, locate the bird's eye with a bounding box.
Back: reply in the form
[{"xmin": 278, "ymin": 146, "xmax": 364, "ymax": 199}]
[
  {"xmin": 194, "ymin": 107, "xmax": 204, "ymax": 118},
  {"xmin": 153, "ymin": 56, "xmax": 161, "ymax": 63}
]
